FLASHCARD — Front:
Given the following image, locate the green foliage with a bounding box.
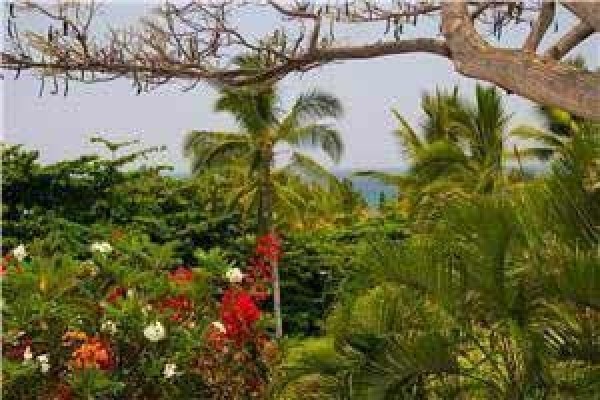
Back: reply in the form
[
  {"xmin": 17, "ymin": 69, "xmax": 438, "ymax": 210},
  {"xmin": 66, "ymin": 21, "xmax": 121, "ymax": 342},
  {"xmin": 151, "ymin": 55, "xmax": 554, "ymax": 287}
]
[
  {"xmin": 273, "ymin": 123, "xmax": 600, "ymax": 399},
  {"xmin": 2, "ymin": 234, "xmax": 218, "ymax": 399}
]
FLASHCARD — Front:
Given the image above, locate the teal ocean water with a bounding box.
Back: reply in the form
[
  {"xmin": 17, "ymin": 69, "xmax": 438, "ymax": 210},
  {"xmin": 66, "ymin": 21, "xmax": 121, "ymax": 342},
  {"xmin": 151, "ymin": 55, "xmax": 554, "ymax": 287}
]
[
  {"xmin": 336, "ymin": 173, "xmax": 398, "ymax": 207},
  {"xmin": 170, "ymin": 169, "xmax": 400, "ymax": 207}
]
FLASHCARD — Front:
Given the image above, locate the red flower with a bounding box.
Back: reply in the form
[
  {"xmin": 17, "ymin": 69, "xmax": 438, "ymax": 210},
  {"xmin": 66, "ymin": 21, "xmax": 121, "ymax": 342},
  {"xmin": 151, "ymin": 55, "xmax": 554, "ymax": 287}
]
[
  {"xmin": 106, "ymin": 286, "xmax": 127, "ymax": 304},
  {"xmin": 0, "ymin": 265, "xmax": 6, "ymax": 277},
  {"xmin": 247, "ymin": 257, "xmax": 273, "ymax": 282},
  {"xmin": 158, "ymin": 294, "xmax": 194, "ymax": 323},
  {"xmin": 219, "ymin": 289, "xmax": 261, "ymax": 344},
  {"xmin": 169, "ymin": 267, "xmax": 194, "ymax": 284},
  {"xmin": 255, "ymin": 233, "xmax": 282, "ymax": 263}
]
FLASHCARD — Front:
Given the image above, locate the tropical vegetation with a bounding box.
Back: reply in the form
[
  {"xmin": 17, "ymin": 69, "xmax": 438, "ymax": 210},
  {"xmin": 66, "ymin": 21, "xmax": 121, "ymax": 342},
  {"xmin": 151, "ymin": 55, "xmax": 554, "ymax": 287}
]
[{"xmin": 3, "ymin": 80, "xmax": 599, "ymax": 400}]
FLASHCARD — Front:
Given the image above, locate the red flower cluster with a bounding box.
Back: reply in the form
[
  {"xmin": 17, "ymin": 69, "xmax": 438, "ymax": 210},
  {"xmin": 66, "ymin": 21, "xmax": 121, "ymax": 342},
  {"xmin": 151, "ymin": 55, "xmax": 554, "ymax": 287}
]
[
  {"xmin": 246, "ymin": 233, "xmax": 282, "ymax": 284},
  {"xmin": 158, "ymin": 294, "xmax": 194, "ymax": 323},
  {"xmin": 255, "ymin": 233, "xmax": 281, "ymax": 263},
  {"xmin": 219, "ymin": 289, "xmax": 261, "ymax": 344},
  {"xmin": 169, "ymin": 266, "xmax": 194, "ymax": 285},
  {"xmin": 207, "ymin": 233, "xmax": 282, "ymax": 349}
]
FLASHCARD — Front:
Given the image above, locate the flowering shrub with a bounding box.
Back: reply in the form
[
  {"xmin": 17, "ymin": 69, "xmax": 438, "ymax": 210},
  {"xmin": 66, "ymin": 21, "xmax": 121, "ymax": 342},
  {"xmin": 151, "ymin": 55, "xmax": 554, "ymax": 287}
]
[
  {"xmin": 195, "ymin": 233, "xmax": 282, "ymax": 399},
  {"xmin": 1, "ymin": 233, "xmax": 281, "ymax": 399}
]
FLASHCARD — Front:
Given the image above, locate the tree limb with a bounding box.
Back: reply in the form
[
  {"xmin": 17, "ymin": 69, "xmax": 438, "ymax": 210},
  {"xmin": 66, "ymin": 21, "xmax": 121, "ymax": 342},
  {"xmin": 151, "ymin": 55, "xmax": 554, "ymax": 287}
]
[
  {"xmin": 442, "ymin": 1, "xmax": 600, "ymax": 120},
  {"xmin": 545, "ymin": 22, "xmax": 594, "ymax": 60},
  {"xmin": 523, "ymin": 1, "xmax": 555, "ymax": 52},
  {"xmin": 561, "ymin": 1, "xmax": 600, "ymax": 31}
]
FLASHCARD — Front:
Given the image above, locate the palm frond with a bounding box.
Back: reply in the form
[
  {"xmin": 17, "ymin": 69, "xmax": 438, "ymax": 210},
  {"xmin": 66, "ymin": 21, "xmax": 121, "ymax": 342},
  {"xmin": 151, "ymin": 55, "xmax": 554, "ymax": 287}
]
[
  {"xmin": 282, "ymin": 124, "xmax": 344, "ymax": 163},
  {"xmin": 281, "ymin": 152, "xmax": 340, "ymax": 189},
  {"xmin": 183, "ymin": 130, "xmax": 253, "ymax": 173},
  {"xmin": 391, "ymin": 109, "xmax": 423, "ymax": 160}
]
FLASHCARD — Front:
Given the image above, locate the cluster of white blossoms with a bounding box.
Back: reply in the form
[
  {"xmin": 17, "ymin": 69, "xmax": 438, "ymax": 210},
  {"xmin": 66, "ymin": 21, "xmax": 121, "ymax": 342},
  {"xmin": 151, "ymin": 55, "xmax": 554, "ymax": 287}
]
[
  {"xmin": 163, "ymin": 363, "xmax": 179, "ymax": 379},
  {"xmin": 90, "ymin": 241, "xmax": 113, "ymax": 254},
  {"xmin": 22, "ymin": 347, "xmax": 50, "ymax": 373},
  {"xmin": 12, "ymin": 244, "xmax": 27, "ymax": 262},
  {"xmin": 225, "ymin": 267, "xmax": 244, "ymax": 284},
  {"xmin": 143, "ymin": 321, "xmax": 166, "ymax": 342}
]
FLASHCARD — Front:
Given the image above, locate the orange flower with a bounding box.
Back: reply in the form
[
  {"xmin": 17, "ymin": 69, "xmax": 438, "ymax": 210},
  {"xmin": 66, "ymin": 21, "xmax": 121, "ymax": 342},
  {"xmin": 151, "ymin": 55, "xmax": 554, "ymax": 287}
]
[{"xmin": 70, "ymin": 337, "xmax": 113, "ymax": 370}]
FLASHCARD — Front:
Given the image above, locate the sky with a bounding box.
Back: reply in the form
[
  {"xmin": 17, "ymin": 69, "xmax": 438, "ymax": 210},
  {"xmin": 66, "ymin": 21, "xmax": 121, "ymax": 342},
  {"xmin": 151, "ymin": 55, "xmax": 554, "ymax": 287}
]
[{"xmin": 2, "ymin": 2, "xmax": 598, "ymax": 174}]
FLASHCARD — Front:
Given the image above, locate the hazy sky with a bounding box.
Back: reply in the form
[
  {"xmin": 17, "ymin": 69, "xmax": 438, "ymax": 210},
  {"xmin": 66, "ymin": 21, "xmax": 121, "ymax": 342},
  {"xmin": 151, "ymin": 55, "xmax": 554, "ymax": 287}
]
[{"xmin": 3, "ymin": 2, "xmax": 598, "ymax": 173}]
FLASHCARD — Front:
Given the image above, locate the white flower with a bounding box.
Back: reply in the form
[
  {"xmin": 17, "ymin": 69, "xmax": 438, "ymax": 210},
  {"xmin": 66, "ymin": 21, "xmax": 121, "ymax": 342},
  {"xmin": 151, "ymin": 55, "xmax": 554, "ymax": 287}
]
[
  {"xmin": 101, "ymin": 320, "xmax": 118, "ymax": 335},
  {"xmin": 12, "ymin": 244, "xmax": 27, "ymax": 262},
  {"xmin": 127, "ymin": 289, "xmax": 136, "ymax": 298},
  {"xmin": 211, "ymin": 321, "xmax": 226, "ymax": 334},
  {"xmin": 90, "ymin": 241, "xmax": 113, "ymax": 254},
  {"xmin": 36, "ymin": 354, "xmax": 50, "ymax": 373},
  {"xmin": 36, "ymin": 354, "xmax": 49, "ymax": 364},
  {"xmin": 143, "ymin": 321, "xmax": 166, "ymax": 342},
  {"xmin": 40, "ymin": 362, "xmax": 51, "ymax": 373},
  {"xmin": 225, "ymin": 267, "xmax": 244, "ymax": 284},
  {"xmin": 23, "ymin": 346, "xmax": 33, "ymax": 362},
  {"xmin": 163, "ymin": 363, "xmax": 178, "ymax": 379}
]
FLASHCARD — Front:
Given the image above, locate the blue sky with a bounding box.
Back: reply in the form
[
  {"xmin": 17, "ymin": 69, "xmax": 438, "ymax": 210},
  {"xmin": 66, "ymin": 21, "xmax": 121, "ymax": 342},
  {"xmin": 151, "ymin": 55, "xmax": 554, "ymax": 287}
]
[{"xmin": 3, "ymin": 2, "xmax": 598, "ymax": 173}]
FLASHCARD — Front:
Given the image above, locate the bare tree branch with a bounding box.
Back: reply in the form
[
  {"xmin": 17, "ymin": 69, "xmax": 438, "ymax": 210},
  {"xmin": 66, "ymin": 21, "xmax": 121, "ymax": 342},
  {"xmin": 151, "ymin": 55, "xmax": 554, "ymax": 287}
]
[
  {"xmin": 545, "ymin": 21, "xmax": 594, "ymax": 60},
  {"xmin": 523, "ymin": 1, "xmax": 555, "ymax": 52},
  {"xmin": 2, "ymin": 1, "xmax": 599, "ymax": 119},
  {"xmin": 562, "ymin": 1, "xmax": 600, "ymax": 31}
]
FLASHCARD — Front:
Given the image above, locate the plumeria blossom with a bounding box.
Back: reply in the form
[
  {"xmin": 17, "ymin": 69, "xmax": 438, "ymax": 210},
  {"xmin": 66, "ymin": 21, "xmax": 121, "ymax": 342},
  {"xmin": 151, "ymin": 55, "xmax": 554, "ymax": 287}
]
[
  {"xmin": 143, "ymin": 321, "xmax": 166, "ymax": 342},
  {"xmin": 23, "ymin": 345, "xmax": 33, "ymax": 362},
  {"xmin": 211, "ymin": 321, "xmax": 226, "ymax": 334},
  {"xmin": 225, "ymin": 267, "xmax": 244, "ymax": 284},
  {"xmin": 90, "ymin": 241, "xmax": 113, "ymax": 254},
  {"xmin": 37, "ymin": 354, "xmax": 50, "ymax": 373},
  {"xmin": 12, "ymin": 244, "xmax": 27, "ymax": 262},
  {"xmin": 163, "ymin": 363, "xmax": 178, "ymax": 379}
]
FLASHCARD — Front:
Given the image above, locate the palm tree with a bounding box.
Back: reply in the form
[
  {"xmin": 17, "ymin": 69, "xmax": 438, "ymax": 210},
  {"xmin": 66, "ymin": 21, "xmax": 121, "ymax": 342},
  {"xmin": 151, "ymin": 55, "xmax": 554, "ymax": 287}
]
[
  {"xmin": 184, "ymin": 79, "xmax": 343, "ymax": 338},
  {"xmin": 360, "ymin": 84, "xmax": 522, "ymax": 206}
]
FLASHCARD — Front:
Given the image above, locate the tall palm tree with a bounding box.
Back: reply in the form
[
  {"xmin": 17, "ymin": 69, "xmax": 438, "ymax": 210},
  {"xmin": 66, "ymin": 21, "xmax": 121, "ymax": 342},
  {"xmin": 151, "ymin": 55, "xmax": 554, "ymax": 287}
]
[{"xmin": 184, "ymin": 79, "xmax": 343, "ymax": 338}]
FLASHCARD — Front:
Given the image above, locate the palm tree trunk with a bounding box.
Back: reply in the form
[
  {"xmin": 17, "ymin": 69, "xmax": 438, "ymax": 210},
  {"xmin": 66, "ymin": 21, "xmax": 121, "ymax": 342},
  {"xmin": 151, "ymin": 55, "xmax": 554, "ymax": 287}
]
[{"xmin": 257, "ymin": 148, "xmax": 283, "ymax": 338}]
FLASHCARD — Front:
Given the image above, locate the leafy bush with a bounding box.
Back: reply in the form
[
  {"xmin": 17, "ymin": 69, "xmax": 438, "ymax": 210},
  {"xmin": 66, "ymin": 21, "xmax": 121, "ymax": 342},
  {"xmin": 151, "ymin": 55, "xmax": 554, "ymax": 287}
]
[{"xmin": 1, "ymin": 232, "xmax": 279, "ymax": 399}]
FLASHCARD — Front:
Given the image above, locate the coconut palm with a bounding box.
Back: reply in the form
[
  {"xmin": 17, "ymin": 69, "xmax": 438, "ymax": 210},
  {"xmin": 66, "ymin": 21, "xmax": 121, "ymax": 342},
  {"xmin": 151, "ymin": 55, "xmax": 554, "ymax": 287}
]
[
  {"xmin": 358, "ymin": 85, "xmax": 517, "ymax": 218},
  {"xmin": 184, "ymin": 77, "xmax": 343, "ymax": 338}
]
